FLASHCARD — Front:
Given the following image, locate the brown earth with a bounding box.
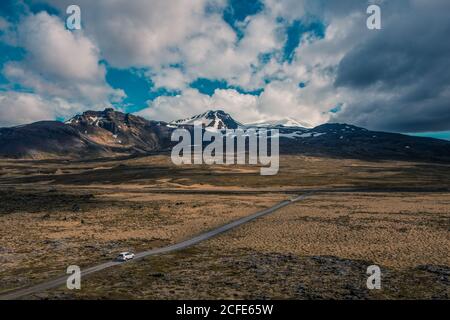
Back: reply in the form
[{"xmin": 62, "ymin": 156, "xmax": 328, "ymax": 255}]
[{"xmin": 0, "ymin": 154, "xmax": 449, "ymax": 299}]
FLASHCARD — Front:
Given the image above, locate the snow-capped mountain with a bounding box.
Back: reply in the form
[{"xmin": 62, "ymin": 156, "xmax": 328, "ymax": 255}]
[
  {"xmin": 245, "ymin": 117, "xmax": 312, "ymax": 129},
  {"xmin": 170, "ymin": 110, "xmax": 243, "ymax": 130},
  {"xmin": 1, "ymin": 108, "xmax": 450, "ymax": 162}
]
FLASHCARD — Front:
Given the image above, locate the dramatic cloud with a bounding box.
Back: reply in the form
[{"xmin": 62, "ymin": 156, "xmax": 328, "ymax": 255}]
[
  {"xmin": 0, "ymin": 9, "xmax": 123, "ymax": 125},
  {"xmin": 1, "ymin": 0, "xmax": 449, "ymax": 133},
  {"xmin": 42, "ymin": 0, "xmax": 230, "ymax": 69},
  {"xmin": 333, "ymin": 0, "xmax": 450, "ymax": 132},
  {"xmin": 3, "ymin": 11, "xmax": 123, "ymax": 104},
  {"xmin": 42, "ymin": 0, "xmax": 280, "ymax": 90}
]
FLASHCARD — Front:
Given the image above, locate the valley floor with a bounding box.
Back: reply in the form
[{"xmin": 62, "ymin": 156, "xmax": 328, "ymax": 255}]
[{"xmin": 0, "ymin": 155, "xmax": 449, "ymax": 299}]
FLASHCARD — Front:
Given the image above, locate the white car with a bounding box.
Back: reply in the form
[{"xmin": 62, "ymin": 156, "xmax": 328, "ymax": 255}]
[{"xmin": 116, "ymin": 252, "xmax": 135, "ymax": 262}]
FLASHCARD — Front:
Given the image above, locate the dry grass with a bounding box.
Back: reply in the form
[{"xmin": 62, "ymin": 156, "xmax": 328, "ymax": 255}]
[
  {"xmin": 208, "ymin": 192, "xmax": 450, "ymax": 268},
  {"xmin": 1, "ymin": 154, "xmax": 449, "ymax": 299},
  {"xmin": 39, "ymin": 192, "xmax": 449, "ymax": 300},
  {"xmin": 0, "ymin": 189, "xmax": 283, "ymax": 293},
  {"xmin": 1, "ymin": 154, "xmax": 449, "ymax": 190}
]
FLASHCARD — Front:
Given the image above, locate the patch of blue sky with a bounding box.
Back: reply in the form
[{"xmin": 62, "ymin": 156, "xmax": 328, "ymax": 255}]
[
  {"xmin": 222, "ymin": 0, "xmax": 264, "ymax": 40},
  {"xmin": 262, "ymin": 74, "xmax": 287, "ymax": 84},
  {"xmin": 258, "ymin": 52, "xmax": 272, "ymax": 65},
  {"xmin": 10, "ymin": 83, "xmax": 33, "ymax": 93},
  {"xmin": 0, "ymin": 42, "xmax": 25, "ymax": 65},
  {"xmin": 0, "ymin": 81, "xmax": 34, "ymax": 93},
  {"xmin": 26, "ymin": 0, "xmax": 59, "ymax": 16},
  {"xmin": 0, "ymin": 0, "xmax": 27, "ymax": 22},
  {"xmin": 168, "ymin": 63, "xmax": 185, "ymax": 71},
  {"xmin": 283, "ymin": 18, "xmax": 326, "ymax": 63},
  {"xmin": 251, "ymin": 51, "xmax": 278, "ymax": 76},
  {"xmin": 0, "ymin": 43, "xmax": 26, "ymax": 86},
  {"xmin": 105, "ymin": 66, "xmax": 180, "ymax": 113},
  {"xmin": 407, "ymin": 131, "xmax": 450, "ymax": 141},
  {"xmin": 329, "ymin": 103, "xmax": 343, "ymax": 113},
  {"xmin": 0, "ymin": 72, "xmax": 8, "ymax": 86},
  {"xmin": 190, "ymin": 78, "xmax": 263, "ymax": 96}
]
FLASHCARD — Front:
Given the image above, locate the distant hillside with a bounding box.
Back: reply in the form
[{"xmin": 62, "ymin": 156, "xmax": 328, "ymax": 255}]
[
  {"xmin": 278, "ymin": 123, "xmax": 450, "ymax": 162},
  {"xmin": 1, "ymin": 108, "xmax": 449, "ymax": 162}
]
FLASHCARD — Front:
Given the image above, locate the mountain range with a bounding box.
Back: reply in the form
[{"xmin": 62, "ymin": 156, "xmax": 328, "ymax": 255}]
[{"xmin": 0, "ymin": 108, "xmax": 449, "ymax": 162}]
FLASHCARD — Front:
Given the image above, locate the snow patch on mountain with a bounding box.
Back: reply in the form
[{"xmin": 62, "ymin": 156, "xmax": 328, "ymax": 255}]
[
  {"xmin": 245, "ymin": 117, "xmax": 312, "ymax": 129},
  {"xmin": 170, "ymin": 110, "xmax": 243, "ymax": 129}
]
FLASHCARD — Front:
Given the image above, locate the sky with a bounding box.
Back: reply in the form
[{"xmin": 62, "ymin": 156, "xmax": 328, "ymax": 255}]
[{"xmin": 0, "ymin": 0, "xmax": 449, "ymax": 140}]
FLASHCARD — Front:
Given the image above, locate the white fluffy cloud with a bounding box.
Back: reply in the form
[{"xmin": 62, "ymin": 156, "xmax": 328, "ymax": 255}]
[
  {"xmin": 133, "ymin": 0, "xmax": 356, "ymax": 124},
  {"xmin": 29, "ymin": 0, "xmax": 321, "ymax": 125},
  {"xmin": 0, "ymin": 10, "xmax": 124, "ymax": 126},
  {"xmin": 1, "ymin": 0, "xmax": 347, "ymax": 126},
  {"xmin": 43, "ymin": 0, "xmax": 228, "ymax": 69},
  {"xmin": 3, "ymin": 12, "xmax": 123, "ymax": 104},
  {"xmin": 139, "ymin": 81, "xmax": 329, "ymax": 125},
  {"xmin": 0, "ymin": 92, "xmax": 55, "ymax": 127},
  {"xmin": 138, "ymin": 88, "xmax": 259, "ymax": 123},
  {"xmin": 0, "ymin": 91, "xmax": 97, "ymax": 127},
  {"xmin": 42, "ymin": 0, "xmax": 281, "ymax": 90}
]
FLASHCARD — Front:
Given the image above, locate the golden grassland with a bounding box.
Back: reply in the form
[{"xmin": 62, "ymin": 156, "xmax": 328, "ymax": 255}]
[{"xmin": 0, "ymin": 154, "xmax": 449, "ymax": 299}]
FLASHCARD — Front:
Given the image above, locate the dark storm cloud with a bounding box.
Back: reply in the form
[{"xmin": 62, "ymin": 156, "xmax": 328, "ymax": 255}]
[{"xmin": 333, "ymin": 1, "xmax": 450, "ymax": 132}]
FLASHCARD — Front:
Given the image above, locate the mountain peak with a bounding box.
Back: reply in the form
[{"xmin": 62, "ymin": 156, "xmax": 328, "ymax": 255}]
[
  {"xmin": 205, "ymin": 109, "xmax": 226, "ymax": 114},
  {"xmin": 65, "ymin": 108, "xmax": 119, "ymax": 125},
  {"xmin": 171, "ymin": 110, "xmax": 242, "ymax": 129},
  {"xmin": 245, "ymin": 117, "xmax": 312, "ymax": 129}
]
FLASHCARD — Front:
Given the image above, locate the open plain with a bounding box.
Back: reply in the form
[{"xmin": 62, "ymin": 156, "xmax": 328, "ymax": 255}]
[{"xmin": 0, "ymin": 154, "xmax": 449, "ymax": 299}]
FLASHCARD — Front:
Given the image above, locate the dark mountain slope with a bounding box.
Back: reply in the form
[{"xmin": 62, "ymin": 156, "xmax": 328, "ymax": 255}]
[
  {"xmin": 0, "ymin": 121, "xmax": 111, "ymax": 159},
  {"xmin": 0, "ymin": 109, "xmax": 172, "ymax": 159},
  {"xmin": 280, "ymin": 123, "xmax": 450, "ymax": 162}
]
